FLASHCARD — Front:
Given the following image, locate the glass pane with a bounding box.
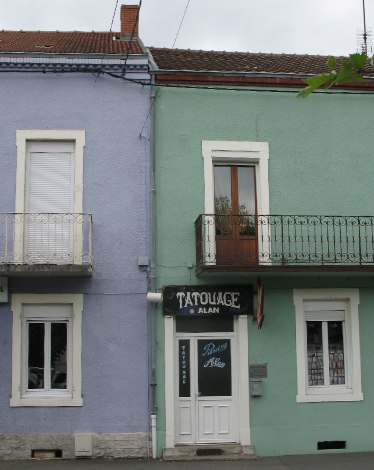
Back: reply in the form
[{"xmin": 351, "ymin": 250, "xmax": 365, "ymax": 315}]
[
  {"xmin": 176, "ymin": 316, "xmax": 234, "ymax": 333},
  {"xmin": 238, "ymin": 167, "xmax": 256, "ymax": 235},
  {"xmin": 179, "ymin": 340, "xmax": 190, "ymax": 398},
  {"xmin": 328, "ymin": 321, "xmax": 345, "ymax": 385},
  {"xmin": 51, "ymin": 323, "xmax": 67, "ymax": 390},
  {"xmin": 306, "ymin": 321, "xmax": 324, "ymax": 386},
  {"xmin": 28, "ymin": 323, "xmax": 45, "ymax": 389},
  {"xmin": 198, "ymin": 339, "xmax": 231, "ymax": 396},
  {"xmin": 214, "ymin": 166, "xmax": 232, "ymax": 235}
]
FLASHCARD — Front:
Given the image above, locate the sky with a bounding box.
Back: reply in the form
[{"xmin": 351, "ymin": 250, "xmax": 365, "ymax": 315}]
[{"xmin": 0, "ymin": 0, "xmax": 373, "ymax": 56}]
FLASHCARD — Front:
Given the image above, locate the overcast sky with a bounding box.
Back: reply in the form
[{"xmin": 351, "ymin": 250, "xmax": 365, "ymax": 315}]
[{"xmin": 0, "ymin": 0, "xmax": 373, "ymax": 56}]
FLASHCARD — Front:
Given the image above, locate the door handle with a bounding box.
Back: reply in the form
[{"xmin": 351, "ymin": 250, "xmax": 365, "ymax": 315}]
[{"xmin": 195, "ymin": 391, "xmax": 201, "ymax": 398}]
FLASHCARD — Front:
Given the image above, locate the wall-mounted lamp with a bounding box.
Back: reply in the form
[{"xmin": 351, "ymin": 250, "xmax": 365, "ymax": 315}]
[{"xmin": 147, "ymin": 292, "xmax": 162, "ymax": 304}]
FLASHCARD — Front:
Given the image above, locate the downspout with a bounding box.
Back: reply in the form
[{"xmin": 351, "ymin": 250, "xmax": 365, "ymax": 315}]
[{"xmin": 147, "ymin": 70, "xmax": 159, "ymax": 458}]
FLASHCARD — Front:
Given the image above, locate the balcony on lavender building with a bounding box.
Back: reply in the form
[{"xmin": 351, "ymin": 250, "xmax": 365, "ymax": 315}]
[{"xmin": 0, "ymin": 213, "xmax": 92, "ymax": 276}]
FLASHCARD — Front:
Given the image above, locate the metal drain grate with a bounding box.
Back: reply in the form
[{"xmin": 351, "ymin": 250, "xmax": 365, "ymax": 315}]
[
  {"xmin": 31, "ymin": 449, "xmax": 63, "ymax": 459},
  {"xmin": 196, "ymin": 448, "xmax": 224, "ymax": 456}
]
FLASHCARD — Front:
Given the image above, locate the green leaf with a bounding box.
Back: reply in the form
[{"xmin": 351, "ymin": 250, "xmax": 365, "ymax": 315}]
[
  {"xmin": 297, "ymin": 73, "xmax": 335, "ymax": 98},
  {"xmin": 297, "ymin": 52, "xmax": 368, "ymax": 97},
  {"xmin": 348, "ymin": 52, "xmax": 367, "ymax": 70},
  {"xmin": 328, "ymin": 56, "xmax": 337, "ymax": 70}
]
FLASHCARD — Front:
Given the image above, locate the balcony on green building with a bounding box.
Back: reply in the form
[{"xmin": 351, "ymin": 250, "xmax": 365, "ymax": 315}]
[{"xmin": 195, "ymin": 214, "xmax": 374, "ymax": 275}]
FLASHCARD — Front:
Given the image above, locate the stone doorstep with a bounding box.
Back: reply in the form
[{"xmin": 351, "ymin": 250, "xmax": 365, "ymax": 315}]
[{"xmin": 163, "ymin": 444, "xmax": 256, "ymax": 461}]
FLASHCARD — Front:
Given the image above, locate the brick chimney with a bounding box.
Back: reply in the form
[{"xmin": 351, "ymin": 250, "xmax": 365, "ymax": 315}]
[{"xmin": 120, "ymin": 4, "xmax": 139, "ymax": 37}]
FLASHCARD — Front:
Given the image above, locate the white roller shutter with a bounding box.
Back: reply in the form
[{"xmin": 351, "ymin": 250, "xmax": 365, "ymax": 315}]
[{"xmin": 25, "ymin": 142, "xmax": 75, "ymax": 263}]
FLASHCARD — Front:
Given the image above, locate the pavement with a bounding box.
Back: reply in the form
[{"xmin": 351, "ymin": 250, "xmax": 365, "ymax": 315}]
[{"xmin": 0, "ymin": 453, "xmax": 374, "ymax": 470}]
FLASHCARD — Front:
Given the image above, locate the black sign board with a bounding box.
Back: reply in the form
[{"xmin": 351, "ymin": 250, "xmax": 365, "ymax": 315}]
[
  {"xmin": 163, "ymin": 285, "xmax": 253, "ymax": 316},
  {"xmin": 179, "ymin": 340, "xmax": 190, "ymax": 397}
]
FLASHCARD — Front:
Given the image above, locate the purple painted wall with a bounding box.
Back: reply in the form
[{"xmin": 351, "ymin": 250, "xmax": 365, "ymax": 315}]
[{"xmin": 0, "ymin": 72, "xmax": 152, "ymax": 434}]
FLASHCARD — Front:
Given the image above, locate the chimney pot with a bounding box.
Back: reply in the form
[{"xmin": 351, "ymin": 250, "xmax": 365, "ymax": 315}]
[{"xmin": 120, "ymin": 4, "xmax": 139, "ymax": 37}]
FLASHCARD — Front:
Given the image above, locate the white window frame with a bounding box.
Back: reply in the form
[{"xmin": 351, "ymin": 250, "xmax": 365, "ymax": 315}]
[
  {"xmin": 14, "ymin": 130, "xmax": 85, "ymax": 263},
  {"xmin": 11, "ymin": 294, "xmax": 83, "ymax": 407},
  {"xmin": 202, "ymin": 140, "xmax": 270, "ymax": 265},
  {"xmin": 294, "ymin": 289, "xmax": 363, "ymax": 403}
]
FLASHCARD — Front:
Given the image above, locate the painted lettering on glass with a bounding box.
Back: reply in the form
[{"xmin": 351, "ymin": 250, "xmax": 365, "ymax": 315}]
[
  {"xmin": 202, "ymin": 341, "xmax": 228, "ymax": 356},
  {"xmin": 202, "ymin": 342, "xmax": 228, "ymax": 368},
  {"xmin": 204, "ymin": 357, "xmax": 226, "ymax": 368}
]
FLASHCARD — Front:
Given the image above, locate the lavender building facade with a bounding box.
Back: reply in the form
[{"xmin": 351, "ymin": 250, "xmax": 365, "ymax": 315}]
[{"xmin": 0, "ymin": 5, "xmax": 153, "ymax": 459}]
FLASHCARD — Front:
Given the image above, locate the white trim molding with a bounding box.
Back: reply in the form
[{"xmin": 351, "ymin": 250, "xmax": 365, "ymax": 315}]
[
  {"xmin": 202, "ymin": 140, "xmax": 270, "ymax": 264},
  {"xmin": 164, "ymin": 315, "xmax": 250, "ymax": 449},
  {"xmin": 11, "ymin": 293, "xmax": 83, "ymax": 407},
  {"xmin": 293, "ymin": 288, "xmax": 363, "ymax": 403}
]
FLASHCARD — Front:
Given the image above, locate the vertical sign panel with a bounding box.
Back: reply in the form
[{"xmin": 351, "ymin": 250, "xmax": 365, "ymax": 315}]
[{"xmin": 179, "ymin": 340, "xmax": 190, "ymax": 398}]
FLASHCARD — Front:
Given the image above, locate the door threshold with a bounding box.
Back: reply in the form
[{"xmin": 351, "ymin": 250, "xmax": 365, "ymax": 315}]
[{"xmin": 163, "ymin": 444, "xmax": 256, "ymax": 461}]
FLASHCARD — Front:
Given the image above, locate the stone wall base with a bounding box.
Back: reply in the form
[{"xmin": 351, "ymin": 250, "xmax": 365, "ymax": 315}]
[{"xmin": 0, "ymin": 432, "xmax": 150, "ymax": 460}]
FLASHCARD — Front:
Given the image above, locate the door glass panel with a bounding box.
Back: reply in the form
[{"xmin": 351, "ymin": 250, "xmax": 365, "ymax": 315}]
[
  {"xmin": 198, "ymin": 339, "xmax": 231, "ymax": 396},
  {"xmin": 176, "ymin": 316, "xmax": 234, "ymax": 333},
  {"xmin": 28, "ymin": 322, "xmax": 45, "ymax": 389},
  {"xmin": 179, "ymin": 339, "xmax": 190, "ymax": 397},
  {"xmin": 238, "ymin": 166, "xmax": 256, "ymax": 235},
  {"xmin": 214, "ymin": 166, "xmax": 232, "ymax": 236},
  {"xmin": 51, "ymin": 322, "xmax": 68, "ymax": 390}
]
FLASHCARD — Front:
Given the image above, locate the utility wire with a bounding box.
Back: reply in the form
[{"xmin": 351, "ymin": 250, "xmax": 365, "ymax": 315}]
[
  {"xmin": 110, "ymin": 0, "xmax": 120, "ymax": 32},
  {"xmin": 172, "ymin": 0, "xmax": 191, "ymax": 48},
  {"xmin": 121, "ymin": 0, "xmax": 142, "ymax": 77},
  {"xmin": 100, "ymin": 70, "xmax": 374, "ymax": 95},
  {"xmin": 3, "ymin": 66, "xmax": 372, "ymax": 95},
  {"xmin": 98, "ymin": 0, "xmax": 119, "ymax": 76}
]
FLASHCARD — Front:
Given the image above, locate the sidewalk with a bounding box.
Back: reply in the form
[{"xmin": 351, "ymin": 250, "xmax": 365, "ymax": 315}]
[{"xmin": 0, "ymin": 453, "xmax": 374, "ymax": 470}]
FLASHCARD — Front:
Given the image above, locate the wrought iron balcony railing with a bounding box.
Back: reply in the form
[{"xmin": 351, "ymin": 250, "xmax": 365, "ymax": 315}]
[
  {"xmin": 195, "ymin": 214, "xmax": 374, "ymax": 273},
  {"xmin": 0, "ymin": 213, "xmax": 92, "ymax": 275}
]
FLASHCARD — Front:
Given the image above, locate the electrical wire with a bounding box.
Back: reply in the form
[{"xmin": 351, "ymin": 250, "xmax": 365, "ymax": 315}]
[
  {"xmin": 121, "ymin": 0, "xmax": 142, "ymax": 77},
  {"xmin": 100, "ymin": 70, "xmax": 374, "ymax": 95},
  {"xmin": 172, "ymin": 0, "xmax": 191, "ymax": 48},
  {"xmin": 110, "ymin": 0, "xmax": 120, "ymax": 32},
  {"xmin": 98, "ymin": 0, "xmax": 120, "ymax": 77},
  {"xmin": 1, "ymin": 66, "xmax": 372, "ymax": 95}
]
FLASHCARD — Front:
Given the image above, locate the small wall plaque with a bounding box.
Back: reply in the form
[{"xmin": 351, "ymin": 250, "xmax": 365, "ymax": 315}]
[
  {"xmin": 0, "ymin": 277, "xmax": 8, "ymax": 303},
  {"xmin": 249, "ymin": 363, "xmax": 268, "ymax": 379}
]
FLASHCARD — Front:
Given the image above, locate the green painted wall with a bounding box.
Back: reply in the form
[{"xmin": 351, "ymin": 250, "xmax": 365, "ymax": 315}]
[{"xmin": 153, "ymin": 86, "xmax": 374, "ymax": 456}]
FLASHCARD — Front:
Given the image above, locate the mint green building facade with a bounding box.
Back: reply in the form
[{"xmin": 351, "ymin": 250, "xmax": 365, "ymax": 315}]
[{"xmin": 150, "ymin": 49, "xmax": 374, "ymax": 458}]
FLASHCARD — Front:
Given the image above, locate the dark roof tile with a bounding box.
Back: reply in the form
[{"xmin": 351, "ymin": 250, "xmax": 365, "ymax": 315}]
[
  {"xmin": 150, "ymin": 47, "xmax": 374, "ymax": 77},
  {"xmin": 0, "ymin": 30, "xmax": 143, "ymax": 55}
]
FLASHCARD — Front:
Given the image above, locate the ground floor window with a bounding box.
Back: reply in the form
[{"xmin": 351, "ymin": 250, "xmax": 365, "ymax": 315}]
[
  {"xmin": 11, "ymin": 294, "xmax": 83, "ymax": 406},
  {"xmin": 294, "ymin": 289, "xmax": 362, "ymax": 403}
]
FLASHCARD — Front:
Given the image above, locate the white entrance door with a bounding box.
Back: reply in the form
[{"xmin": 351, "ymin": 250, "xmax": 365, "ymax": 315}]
[
  {"xmin": 24, "ymin": 141, "xmax": 75, "ymax": 263},
  {"xmin": 177, "ymin": 335, "xmax": 237, "ymax": 444}
]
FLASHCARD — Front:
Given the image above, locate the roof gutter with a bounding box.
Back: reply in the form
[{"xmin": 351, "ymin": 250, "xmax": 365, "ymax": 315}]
[{"xmin": 150, "ymin": 68, "xmax": 374, "ymax": 90}]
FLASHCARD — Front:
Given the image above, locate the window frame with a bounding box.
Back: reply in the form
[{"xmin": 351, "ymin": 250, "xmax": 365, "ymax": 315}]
[
  {"xmin": 11, "ymin": 294, "xmax": 83, "ymax": 407},
  {"xmin": 202, "ymin": 140, "xmax": 269, "ymax": 264},
  {"xmin": 294, "ymin": 289, "xmax": 363, "ymax": 403}
]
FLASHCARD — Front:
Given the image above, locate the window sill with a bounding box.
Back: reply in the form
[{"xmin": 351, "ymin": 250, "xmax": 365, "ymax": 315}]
[
  {"xmin": 297, "ymin": 391, "xmax": 363, "ymax": 403},
  {"xmin": 10, "ymin": 395, "xmax": 83, "ymax": 407}
]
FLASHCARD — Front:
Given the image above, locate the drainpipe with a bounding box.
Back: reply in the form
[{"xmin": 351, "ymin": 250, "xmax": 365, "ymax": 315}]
[
  {"xmin": 151, "ymin": 413, "xmax": 157, "ymax": 459},
  {"xmin": 146, "ymin": 81, "xmax": 160, "ymax": 459}
]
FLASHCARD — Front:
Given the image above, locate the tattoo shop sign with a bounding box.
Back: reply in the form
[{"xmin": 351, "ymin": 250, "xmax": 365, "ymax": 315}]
[{"xmin": 163, "ymin": 285, "xmax": 253, "ymax": 316}]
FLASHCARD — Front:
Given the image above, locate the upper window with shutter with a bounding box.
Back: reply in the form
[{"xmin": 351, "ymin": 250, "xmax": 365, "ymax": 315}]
[{"xmin": 15, "ymin": 130, "xmax": 85, "ymax": 264}]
